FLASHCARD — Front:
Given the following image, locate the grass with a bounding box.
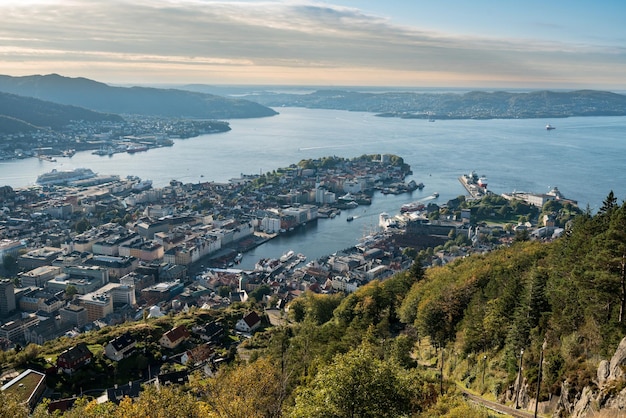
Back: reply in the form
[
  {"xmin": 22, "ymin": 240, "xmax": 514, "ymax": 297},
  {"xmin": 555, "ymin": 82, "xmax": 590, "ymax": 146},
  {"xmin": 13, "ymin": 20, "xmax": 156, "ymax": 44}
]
[{"xmin": 3, "ymin": 370, "xmax": 45, "ymax": 403}]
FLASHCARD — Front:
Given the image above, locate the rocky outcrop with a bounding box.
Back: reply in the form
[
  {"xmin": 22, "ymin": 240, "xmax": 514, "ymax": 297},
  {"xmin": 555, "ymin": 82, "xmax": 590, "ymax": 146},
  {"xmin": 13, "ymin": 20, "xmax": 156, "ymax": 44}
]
[
  {"xmin": 608, "ymin": 337, "xmax": 626, "ymax": 381},
  {"xmin": 554, "ymin": 337, "xmax": 626, "ymax": 417}
]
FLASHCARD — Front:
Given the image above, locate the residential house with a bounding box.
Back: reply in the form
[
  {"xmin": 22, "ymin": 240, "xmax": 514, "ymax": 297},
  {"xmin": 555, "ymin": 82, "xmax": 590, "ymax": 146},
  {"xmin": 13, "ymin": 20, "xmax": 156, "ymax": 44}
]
[
  {"xmin": 104, "ymin": 332, "xmax": 136, "ymax": 361},
  {"xmin": 181, "ymin": 343, "xmax": 214, "ymax": 366},
  {"xmin": 159, "ymin": 325, "xmax": 190, "ymax": 349},
  {"xmin": 235, "ymin": 311, "xmax": 262, "ymax": 333},
  {"xmin": 157, "ymin": 369, "xmax": 189, "ymax": 386},
  {"xmin": 57, "ymin": 343, "xmax": 93, "ymax": 374}
]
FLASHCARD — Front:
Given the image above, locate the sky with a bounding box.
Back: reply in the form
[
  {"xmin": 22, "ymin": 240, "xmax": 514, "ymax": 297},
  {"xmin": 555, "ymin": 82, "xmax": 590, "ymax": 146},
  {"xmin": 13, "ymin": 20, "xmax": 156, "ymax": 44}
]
[{"xmin": 1, "ymin": 0, "xmax": 625, "ymax": 89}]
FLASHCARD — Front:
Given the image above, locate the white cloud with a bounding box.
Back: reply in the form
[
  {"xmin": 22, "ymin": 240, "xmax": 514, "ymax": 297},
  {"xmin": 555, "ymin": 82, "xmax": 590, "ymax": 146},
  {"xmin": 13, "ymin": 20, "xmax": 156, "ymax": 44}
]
[{"xmin": 0, "ymin": 0, "xmax": 624, "ymax": 88}]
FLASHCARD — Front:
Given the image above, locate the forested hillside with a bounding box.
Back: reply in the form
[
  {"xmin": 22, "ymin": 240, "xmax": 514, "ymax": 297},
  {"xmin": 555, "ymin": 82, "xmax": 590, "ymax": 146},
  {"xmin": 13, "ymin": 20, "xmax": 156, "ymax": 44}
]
[{"xmin": 1, "ymin": 193, "xmax": 625, "ymax": 417}]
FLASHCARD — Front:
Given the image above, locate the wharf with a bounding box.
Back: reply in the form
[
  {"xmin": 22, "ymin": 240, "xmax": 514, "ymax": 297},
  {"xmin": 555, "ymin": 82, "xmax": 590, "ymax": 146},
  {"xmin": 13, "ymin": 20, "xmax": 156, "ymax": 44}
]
[{"xmin": 458, "ymin": 175, "xmax": 487, "ymax": 199}]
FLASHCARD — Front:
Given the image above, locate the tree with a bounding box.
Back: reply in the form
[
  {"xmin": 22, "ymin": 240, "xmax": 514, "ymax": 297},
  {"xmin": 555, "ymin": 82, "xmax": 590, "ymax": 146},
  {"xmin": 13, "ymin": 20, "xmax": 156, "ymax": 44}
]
[
  {"xmin": 290, "ymin": 343, "xmax": 433, "ymax": 417},
  {"xmin": 75, "ymin": 218, "xmax": 90, "ymax": 233},
  {"xmin": 0, "ymin": 390, "xmax": 29, "ymax": 418},
  {"xmin": 65, "ymin": 284, "xmax": 78, "ymax": 300},
  {"xmin": 3, "ymin": 254, "xmax": 17, "ymax": 273}
]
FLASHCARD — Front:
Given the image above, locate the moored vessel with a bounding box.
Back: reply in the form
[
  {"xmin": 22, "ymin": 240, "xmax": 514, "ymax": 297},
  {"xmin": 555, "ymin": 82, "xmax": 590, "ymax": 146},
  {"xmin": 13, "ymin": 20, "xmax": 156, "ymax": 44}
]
[{"xmin": 36, "ymin": 168, "xmax": 96, "ymax": 185}]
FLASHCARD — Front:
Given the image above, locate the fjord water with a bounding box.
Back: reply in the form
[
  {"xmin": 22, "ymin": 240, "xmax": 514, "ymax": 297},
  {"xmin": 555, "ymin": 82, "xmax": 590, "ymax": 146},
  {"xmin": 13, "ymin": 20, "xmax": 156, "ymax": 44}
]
[{"xmin": 1, "ymin": 108, "xmax": 624, "ymax": 266}]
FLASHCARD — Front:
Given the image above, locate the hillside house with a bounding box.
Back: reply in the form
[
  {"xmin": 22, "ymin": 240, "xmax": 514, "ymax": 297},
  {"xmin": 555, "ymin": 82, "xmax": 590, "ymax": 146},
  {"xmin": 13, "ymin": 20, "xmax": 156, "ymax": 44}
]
[
  {"xmin": 104, "ymin": 332, "xmax": 136, "ymax": 361},
  {"xmin": 56, "ymin": 343, "xmax": 93, "ymax": 374},
  {"xmin": 159, "ymin": 325, "xmax": 190, "ymax": 349},
  {"xmin": 235, "ymin": 311, "xmax": 262, "ymax": 333}
]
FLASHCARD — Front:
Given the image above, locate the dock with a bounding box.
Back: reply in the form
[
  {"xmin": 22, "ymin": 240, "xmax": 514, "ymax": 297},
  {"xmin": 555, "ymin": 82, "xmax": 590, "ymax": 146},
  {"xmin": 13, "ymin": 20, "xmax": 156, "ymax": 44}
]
[{"xmin": 458, "ymin": 173, "xmax": 488, "ymax": 199}]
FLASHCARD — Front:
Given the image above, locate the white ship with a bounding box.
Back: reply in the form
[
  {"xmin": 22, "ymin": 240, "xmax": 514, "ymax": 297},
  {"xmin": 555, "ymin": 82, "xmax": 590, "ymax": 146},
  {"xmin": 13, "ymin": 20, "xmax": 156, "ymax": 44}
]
[
  {"xmin": 36, "ymin": 168, "xmax": 96, "ymax": 185},
  {"xmin": 280, "ymin": 250, "xmax": 295, "ymax": 263}
]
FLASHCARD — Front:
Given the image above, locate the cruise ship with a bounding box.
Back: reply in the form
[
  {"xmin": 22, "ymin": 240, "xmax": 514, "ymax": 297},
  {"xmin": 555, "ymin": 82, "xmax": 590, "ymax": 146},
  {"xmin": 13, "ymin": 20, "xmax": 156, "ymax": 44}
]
[{"xmin": 36, "ymin": 168, "xmax": 96, "ymax": 185}]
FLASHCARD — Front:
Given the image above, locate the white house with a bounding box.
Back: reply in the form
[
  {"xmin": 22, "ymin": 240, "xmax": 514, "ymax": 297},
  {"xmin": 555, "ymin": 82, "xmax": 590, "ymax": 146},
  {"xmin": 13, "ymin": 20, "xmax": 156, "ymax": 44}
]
[{"xmin": 235, "ymin": 311, "xmax": 262, "ymax": 333}]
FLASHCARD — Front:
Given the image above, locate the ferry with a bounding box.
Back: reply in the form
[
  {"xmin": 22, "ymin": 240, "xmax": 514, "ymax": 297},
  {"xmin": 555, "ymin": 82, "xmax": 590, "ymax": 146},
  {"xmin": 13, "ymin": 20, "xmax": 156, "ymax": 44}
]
[{"xmin": 400, "ymin": 201, "xmax": 425, "ymax": 213}]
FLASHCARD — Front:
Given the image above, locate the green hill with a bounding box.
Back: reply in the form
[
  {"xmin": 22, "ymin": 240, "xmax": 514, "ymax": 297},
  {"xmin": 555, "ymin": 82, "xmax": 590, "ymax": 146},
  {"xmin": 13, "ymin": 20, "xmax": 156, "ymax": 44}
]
[
  {"xmin": 0, "ymin": 91, "xmax": 123, "ymax": 132},
  {"xmin": 0, "ymin": 74, "xmax": 278, "ymax": 119}
]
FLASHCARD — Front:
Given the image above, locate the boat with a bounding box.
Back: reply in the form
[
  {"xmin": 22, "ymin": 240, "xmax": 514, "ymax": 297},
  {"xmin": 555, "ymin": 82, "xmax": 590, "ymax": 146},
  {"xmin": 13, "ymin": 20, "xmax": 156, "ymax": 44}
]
[
  {"xmin": 432, "ymin": 192, "xmax": 439, "ymax": 198},
  {"xmin": 546, "ymin": 124, "xmax": 556, "ymax": 130},
  {"xmin": 36, "ymin": 168, "xmax": 96, "ymax": 185},
  {"xmin": 297, "ymin": 253, "xmax": 306, "ymax": 262},
  {"xmin": 477, "ymin": 177, "xmax": 488, "ymax": 188},
  {"xmin": 346, "ymin": 216, "xmax": 354, "ymax": 222},
  {"xmin": 280, "ymin": 250, "xmax": 295, "ymax": 263},
  {"xmin": 132, "ymin": 179, "xmax": 153, "ymax": 191},
  {"xmin": 400, "ymin": 201, "xmax": 425, "ymax": 213},
  {"xmin": 37, "ymin": 154, "xmax": 57, "ymax": 162},
  {"xmin": 234, "ymin": 253, "xmax": 243, "ymax": 263},
  {"xmin": 127, "ymin": 144, "xmax": 148, "ymax": 153}
]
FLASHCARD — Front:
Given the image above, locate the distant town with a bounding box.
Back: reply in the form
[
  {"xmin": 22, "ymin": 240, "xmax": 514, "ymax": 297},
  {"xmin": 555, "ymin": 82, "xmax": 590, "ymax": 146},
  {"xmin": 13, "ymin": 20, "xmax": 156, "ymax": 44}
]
[{"xmin": 0, "ymin": 115, "xmax": 231, "ymax": 161}]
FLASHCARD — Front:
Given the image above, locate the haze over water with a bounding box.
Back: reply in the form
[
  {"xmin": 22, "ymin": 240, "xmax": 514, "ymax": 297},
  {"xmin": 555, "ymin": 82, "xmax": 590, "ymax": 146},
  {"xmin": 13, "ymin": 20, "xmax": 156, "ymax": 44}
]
[{"xmin": 1, "ymin": 107, "xmax": 624, "ymax": 266}]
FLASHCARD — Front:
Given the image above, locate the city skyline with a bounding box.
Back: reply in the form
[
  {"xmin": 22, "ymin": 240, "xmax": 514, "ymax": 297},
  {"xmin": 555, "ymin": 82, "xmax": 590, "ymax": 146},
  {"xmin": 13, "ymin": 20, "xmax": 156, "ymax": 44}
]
[{"xmin": 1, "ymin": 0, "xmax": 625, "ymax": 90}]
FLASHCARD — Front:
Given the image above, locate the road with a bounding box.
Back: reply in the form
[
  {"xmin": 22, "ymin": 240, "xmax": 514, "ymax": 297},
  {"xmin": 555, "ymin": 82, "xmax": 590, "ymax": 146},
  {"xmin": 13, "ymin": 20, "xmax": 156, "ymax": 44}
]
[{"xmin": 461, "ymin": 390, "xmax": 539, "ymax": 418}]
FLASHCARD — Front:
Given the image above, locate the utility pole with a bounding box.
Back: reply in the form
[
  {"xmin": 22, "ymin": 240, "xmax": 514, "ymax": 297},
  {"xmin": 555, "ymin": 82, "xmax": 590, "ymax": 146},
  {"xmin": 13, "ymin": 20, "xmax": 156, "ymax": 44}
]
[
  {"xmin": 534, "ymin": 341, "xmax": 547, "ymax": 418},
  {"xmin": 482, "ymin": 355, "xmax": 487, "ymax": 386},
  {"xmin": 439, "ymin": 344, "xmax": 444, "ymax": 395},
  {"xmin": 515, "ymin": 348, "xmax": 525, "ymax": 409}
]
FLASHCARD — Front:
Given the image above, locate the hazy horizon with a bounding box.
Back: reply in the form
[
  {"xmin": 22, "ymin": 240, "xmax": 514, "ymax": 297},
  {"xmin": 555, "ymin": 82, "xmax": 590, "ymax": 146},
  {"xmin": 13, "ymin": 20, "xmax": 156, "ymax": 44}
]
[{"xmin": 1, "ymin": 1, "xmax": 625, "ymax": 90}]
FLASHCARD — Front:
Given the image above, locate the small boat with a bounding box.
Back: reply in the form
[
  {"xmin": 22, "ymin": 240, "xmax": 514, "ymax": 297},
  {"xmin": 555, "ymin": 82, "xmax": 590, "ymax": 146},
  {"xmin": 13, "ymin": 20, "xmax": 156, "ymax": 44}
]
[
  {"xmin": 546, "ymin": 124, "xmax": 556, "ymax": 130},
  {"xmin": 433, "ymin": 192, "xmax": 439, "ymax": 198},
  {"xmin": 346, "ymin": 216, "xmax": 354, "ymax": 222}
]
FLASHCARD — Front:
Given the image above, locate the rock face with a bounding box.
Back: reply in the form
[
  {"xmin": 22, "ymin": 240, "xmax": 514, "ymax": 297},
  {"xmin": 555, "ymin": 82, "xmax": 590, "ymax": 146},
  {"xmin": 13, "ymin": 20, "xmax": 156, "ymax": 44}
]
[
  {"xmin": 554, "ymin": 337, "xmax": 626, "ymax": 417},
  {"xmin": 608, "ymin": 337, "xmax": 626, "ymax": 381}
]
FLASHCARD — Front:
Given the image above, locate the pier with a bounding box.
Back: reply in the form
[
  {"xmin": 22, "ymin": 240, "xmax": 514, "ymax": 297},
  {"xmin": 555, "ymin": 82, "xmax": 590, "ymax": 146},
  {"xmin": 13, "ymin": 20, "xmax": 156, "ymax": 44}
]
[{"xmin": 458, "ymin": 172, "xmax": 489, "ymax": 199}]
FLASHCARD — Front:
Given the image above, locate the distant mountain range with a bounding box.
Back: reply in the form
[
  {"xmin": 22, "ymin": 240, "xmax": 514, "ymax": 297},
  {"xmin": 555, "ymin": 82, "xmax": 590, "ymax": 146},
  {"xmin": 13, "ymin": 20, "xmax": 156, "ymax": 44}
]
[
  {"xmin": 0, "ymin": 74, "xmax": 278, "ymax": 119},
  {"xmin": 0, "ymin": 91, "xmax": 123, "ymax": 133},
  {"xmin": 227, "ymin": 88, "xmax": 626, "ymax": 119}
]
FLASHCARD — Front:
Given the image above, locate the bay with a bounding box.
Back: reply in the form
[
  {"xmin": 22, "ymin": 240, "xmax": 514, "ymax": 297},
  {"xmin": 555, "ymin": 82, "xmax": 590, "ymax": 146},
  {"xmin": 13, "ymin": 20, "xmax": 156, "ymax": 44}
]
[{"xmin": 1, "ymin": 108, "xmax": 624, "ymax": 268}]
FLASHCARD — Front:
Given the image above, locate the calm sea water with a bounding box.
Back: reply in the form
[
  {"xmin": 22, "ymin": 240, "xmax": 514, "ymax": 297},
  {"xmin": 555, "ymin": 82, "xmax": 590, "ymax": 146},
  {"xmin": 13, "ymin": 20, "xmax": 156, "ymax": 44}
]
[{"xmin": 1, "ymin": 108, "xmax": 624, "ymax": 267}]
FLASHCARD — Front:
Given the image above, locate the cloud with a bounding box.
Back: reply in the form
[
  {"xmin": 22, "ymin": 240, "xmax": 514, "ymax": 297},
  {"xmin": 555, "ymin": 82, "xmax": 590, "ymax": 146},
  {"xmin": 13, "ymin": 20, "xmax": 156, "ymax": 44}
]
[{"xmin": 0, "ymin": 0, "xmax": 624, "ymax": 87}]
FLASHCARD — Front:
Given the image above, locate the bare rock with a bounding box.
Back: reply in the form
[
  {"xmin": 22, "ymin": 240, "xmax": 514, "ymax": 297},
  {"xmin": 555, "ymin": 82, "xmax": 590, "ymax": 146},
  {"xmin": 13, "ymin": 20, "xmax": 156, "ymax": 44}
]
[
  {"xmin": 597, "ymin": 359, "xmax": 610, "ymax": 385},
  {"xmin": 608, "ymin": 336, "xmax": 626, "ymax": 381},
  {"xmin": 570, "ymin": 386, "xmax": 594, "ymax": 418}
]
